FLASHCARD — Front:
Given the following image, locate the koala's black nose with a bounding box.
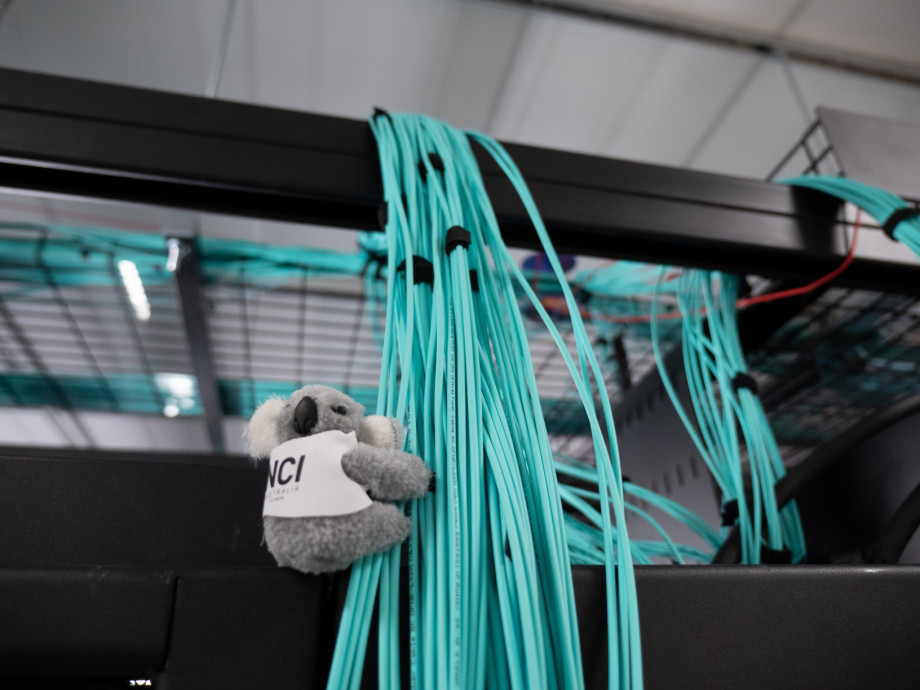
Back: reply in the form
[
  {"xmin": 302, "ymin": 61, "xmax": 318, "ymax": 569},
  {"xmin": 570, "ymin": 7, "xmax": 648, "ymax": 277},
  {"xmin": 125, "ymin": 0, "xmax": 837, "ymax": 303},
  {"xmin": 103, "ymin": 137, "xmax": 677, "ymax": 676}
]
[{"xmin": 293, "ymin": 396, "xmax": 318, "ymax": 436}]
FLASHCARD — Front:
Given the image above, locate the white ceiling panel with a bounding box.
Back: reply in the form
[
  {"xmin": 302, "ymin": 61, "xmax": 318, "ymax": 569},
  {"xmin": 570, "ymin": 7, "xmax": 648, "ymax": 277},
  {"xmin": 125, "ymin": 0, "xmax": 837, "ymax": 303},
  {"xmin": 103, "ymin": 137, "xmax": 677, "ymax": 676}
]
[
  {"xmin": 786, "ymin": 0, "xmax": 920, "ymax": 67},
  {"xmin": 582, "ymin": 0, "xmax": 803, "ymax": 33},
  {"xmin": 237, "ymin": 0, "xmax": 519, "ymax": 122},
  {"xmin": 422, "ymin": 1, "xmax": 530, "ymax": 131},
  {"xmin": 791, "ymin": 61, "xmax": 920, "ymax": 125},
  {"xmin": 0, "ymin": 0, "xmax": 223, "ymax": 95},
  {"xmin": 687, "ymin": 58, "xmax": 806, "ymax": 178},
  {"xmin": 603, "ymin": 41, "xmax": 759, "ymax": 166},
  {"xmin": 515, "ymin": 0, "xmax": 920, "ymax": 72},
  {"xmin": 690, "ymin": 57, "xmax": 920, "ymax": 179},
  {"xmin": 489, "ymin": 13, "xmax": 671, "ymax": 153}
]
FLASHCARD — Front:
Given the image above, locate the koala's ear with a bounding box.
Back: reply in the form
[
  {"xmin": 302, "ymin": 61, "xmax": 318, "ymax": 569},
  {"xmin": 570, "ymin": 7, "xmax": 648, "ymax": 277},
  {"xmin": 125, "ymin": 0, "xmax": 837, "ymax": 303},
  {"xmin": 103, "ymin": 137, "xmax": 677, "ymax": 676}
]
[{"xmin": 244, "ymin": 397, "xmax": 286, "ymax": 459}]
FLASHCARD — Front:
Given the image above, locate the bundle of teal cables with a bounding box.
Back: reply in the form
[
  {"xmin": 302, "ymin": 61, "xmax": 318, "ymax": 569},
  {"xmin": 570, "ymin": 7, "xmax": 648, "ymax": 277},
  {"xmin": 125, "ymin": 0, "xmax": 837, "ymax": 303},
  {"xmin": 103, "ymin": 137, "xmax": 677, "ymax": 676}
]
[
  {"xmin": 326, "ymin": 112, "xmax": 642, "ymax": 689},
  {"xmin": 651, "ymin": 270, "xmax": 806, "ymax": 564},
  {"xmin": 0, "ymin": 221, "xmax": 370, "ymax": 293},
  {"xmin": 781, "ymin": 175, "xmax": 920, "ymax": 258}
]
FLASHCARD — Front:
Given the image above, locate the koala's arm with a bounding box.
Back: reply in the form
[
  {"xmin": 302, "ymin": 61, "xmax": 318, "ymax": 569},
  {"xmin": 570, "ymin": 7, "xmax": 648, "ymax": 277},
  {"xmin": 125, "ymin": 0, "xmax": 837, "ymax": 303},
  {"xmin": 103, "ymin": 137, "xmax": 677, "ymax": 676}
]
[{"xmin": 342, "ymin": 443, "xmax": 431, "ymax": 502}]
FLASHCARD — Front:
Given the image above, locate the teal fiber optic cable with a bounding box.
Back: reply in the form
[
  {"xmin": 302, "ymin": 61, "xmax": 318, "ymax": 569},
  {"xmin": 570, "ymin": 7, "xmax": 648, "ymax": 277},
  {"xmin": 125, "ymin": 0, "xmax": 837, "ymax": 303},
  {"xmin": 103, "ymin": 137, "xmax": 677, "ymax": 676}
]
[
  {"xmin": 327, "ymin": 112, "xmax": 644, "ymax": 689},
  {"xmin": 651, "ymin": 269, "xmax": 804, "ymax": 564},
  {"xmin": 781, "ymin": 175, "xmax": 920, "ymax": 258}
]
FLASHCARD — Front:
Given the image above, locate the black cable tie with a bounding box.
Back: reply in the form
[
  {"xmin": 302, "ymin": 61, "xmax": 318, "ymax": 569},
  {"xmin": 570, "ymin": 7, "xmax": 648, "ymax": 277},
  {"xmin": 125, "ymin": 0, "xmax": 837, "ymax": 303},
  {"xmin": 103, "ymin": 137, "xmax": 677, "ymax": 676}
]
[
  {"xmin": 445, "ymin": 226, "xmax": 471, "ymax": 254},
  {"xmin": 720, "ymin": 499, "xmax": 739, "ymax": 526},
  {"xmin": 731, "ymin": 372, "xmax": 759, "ymax": 395},
  {"xmin": 882, "ymin": 206, "xmax": 920, "ymax": 240},
  {"xmin": 377, "ymin": 203, "xmax": 388, "ymax": 230},
  {"xmin": 504, "ymin": 535, "xmax": 512, "ymax": 560},
  {"xmin": 418, "ymin": 153, "xmax": 444, "ymax": 183},
  {"xmin": 469, "ymin": 269, "xmax": 479, "ymax": 292},
  {"xmin": 760, "ymin": 545, "xmax": 793, "ymax": 564},
  {"xmin": 395, "ymin": 255, "xmax": 434, "ymax": 286},
  {"xmin": 372, "ymin": 106, "xmax": 390, "ymax": 120}
]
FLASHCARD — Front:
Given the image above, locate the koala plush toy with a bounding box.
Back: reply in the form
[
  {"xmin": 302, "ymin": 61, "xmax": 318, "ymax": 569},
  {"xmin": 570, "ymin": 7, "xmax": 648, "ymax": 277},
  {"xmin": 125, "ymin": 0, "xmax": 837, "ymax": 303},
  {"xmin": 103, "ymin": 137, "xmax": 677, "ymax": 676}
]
[{"xmin": 245, "ymin": 384, "xmax": 431, "ymax": 574}]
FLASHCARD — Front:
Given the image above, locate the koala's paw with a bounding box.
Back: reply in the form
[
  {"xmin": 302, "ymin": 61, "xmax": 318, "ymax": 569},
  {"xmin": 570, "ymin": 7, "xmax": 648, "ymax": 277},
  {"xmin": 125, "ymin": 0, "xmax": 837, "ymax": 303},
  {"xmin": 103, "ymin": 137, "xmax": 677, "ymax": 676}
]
[
  {"xmin": 357, "ymin": 415, "xmax": 404, "ymax": 450},
  {"xmin": 342, "ymin": 445, "xmax": 432, "ymax": 502},
  {"xmin": 375, "ymin": 449, "xmax": 432, "ymax": 500},
  {"xmin": 400, "ymin": 453, "xmax": 433, "ymax": 500}
]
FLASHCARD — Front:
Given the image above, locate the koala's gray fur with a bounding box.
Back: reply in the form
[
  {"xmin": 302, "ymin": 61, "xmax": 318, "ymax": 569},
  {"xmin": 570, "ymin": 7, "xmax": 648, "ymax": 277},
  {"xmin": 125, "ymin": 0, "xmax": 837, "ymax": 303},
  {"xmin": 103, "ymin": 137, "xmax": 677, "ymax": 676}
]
[{"xmin": 245, "ymin": 384, "xmax": 431, "ymax": 574}]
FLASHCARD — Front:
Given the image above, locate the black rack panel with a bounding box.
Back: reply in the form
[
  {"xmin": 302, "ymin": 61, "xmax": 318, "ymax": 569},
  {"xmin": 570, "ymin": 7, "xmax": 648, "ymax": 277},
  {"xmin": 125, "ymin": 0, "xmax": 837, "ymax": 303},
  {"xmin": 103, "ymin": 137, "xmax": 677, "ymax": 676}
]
[{"xmin": 2, "ymin": 447, "xmax": 919, "ymax": 689}]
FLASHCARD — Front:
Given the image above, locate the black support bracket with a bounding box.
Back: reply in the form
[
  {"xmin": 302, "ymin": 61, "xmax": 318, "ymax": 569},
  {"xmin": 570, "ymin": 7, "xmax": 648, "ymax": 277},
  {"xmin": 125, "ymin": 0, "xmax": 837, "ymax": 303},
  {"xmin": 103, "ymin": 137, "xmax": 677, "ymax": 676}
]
[{"xmin": 170, "ymin": 236, "xmax": 225, "ymax": 453}]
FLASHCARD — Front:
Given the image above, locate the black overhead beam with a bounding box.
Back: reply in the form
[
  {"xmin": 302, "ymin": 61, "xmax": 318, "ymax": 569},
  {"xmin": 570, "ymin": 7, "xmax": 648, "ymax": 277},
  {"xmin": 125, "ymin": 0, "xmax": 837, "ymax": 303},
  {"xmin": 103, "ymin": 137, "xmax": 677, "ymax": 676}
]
[{"xmin": 0, "ymin": 68, "xmax": 917, "ymax": 293}]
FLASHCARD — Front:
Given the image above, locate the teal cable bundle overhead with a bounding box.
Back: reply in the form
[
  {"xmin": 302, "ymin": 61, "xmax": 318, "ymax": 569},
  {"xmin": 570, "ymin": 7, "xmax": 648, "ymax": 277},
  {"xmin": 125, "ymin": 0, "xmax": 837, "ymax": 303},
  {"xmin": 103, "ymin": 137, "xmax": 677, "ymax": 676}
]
[
  {"xmin": 197, "ymin": 235, "xmax": 367, "ymax": 284},
  {"xmin": 574, "ymin": 260, "xmax": 675, "ymax": 298},
  {"xmin": 0, "ymin": 221, "xmax": 373, "ymax": 293},
  {"xmin": 0, "ymin": 222, "xmax": 169, "ymax": 294},
  {"xmin": 651, "ymin": 270, "xmax": 805, "ymax": 564},
  {"xmin": 781, "ymin": 175, "xmax": 920, "ymax": 258},
  {"xmin": 326, "ymin": 112, "xmax": 642, "ymax": 689}
]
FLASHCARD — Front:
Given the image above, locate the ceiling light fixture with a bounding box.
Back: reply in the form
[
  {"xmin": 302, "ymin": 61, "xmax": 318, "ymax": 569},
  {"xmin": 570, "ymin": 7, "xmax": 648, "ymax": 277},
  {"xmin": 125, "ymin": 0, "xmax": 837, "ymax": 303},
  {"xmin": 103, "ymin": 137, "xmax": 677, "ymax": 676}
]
[
  {"xmin": 166, "ymin": 237, "xmax": 181, "ymax": 273},
  {"xmin": 117, "ymin": 259, "xmax": 151, "ymax": 321}
]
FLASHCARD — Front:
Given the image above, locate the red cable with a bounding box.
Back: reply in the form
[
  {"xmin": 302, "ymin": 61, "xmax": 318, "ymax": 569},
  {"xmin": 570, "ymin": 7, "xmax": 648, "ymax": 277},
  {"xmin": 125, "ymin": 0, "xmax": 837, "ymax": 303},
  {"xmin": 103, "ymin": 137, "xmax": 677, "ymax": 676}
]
[
  {"xmin": 537, "ymin": 210, "xmax": 862, "ymax": 324},
  {"xmin": 736, "ymin": 209, "xmax": 861, "ymax": 308}
]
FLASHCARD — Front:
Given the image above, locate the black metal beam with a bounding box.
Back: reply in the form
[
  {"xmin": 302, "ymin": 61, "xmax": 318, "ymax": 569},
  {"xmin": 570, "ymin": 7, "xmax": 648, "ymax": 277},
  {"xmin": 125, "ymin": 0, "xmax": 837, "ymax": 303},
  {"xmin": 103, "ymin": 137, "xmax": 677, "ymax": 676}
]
[
  {"xmin": 171, "ymin": 237, "xmax": 225, "ymax": 453},
  {"xmin": 0, "ymin": 67, "xmax": 917, "ymax": 292}
]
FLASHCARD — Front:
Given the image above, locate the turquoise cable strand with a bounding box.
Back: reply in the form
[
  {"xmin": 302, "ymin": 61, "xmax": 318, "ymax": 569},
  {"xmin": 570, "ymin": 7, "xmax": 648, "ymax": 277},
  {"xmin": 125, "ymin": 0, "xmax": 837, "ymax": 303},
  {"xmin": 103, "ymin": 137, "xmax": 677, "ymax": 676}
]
[
  {"xmin": 651, "ymin": 270, "xmax": 804, "ymax": 564},
  {"xmin": 781, "ymin": 175, "xmax": 920, "ymax": 258},
  {"xmin": 326, "ymin": 112, "xmax": 643, "ymax": 690},
  {"xmin": 470, "ymin": 130, "xmax": 642, "ymax": 689},
  {"xmin": 0, "ymin": 221, "xmax": 370, "ymax": 294},
  {"xmin": 643, "ymin": 173, "xmax": 920, "ymax": 565}
]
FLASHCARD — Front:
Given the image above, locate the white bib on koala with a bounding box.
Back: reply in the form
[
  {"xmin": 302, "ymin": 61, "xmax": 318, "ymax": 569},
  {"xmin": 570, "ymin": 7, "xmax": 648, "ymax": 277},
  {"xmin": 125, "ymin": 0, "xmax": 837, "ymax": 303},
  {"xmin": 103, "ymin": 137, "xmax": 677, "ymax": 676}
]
[{"xmin": 262, "ymin": 430, "xmax": 372, "ymax": 518}]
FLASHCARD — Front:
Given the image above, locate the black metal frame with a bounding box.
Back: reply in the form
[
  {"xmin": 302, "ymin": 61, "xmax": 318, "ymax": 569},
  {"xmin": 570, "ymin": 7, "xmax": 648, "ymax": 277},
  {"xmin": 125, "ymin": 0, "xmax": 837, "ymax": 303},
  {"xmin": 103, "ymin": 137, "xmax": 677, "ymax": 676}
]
[
  {"xmin": 171, "ymin": 236, "xmax": 225, "ymax": 452},
  {"xmin": 3, "ymin": 445, "xmax": 920, "ymax": 689},
  {"xmin": 0, "ymin": 67, "xmax": 917, "ymax": 293}
]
